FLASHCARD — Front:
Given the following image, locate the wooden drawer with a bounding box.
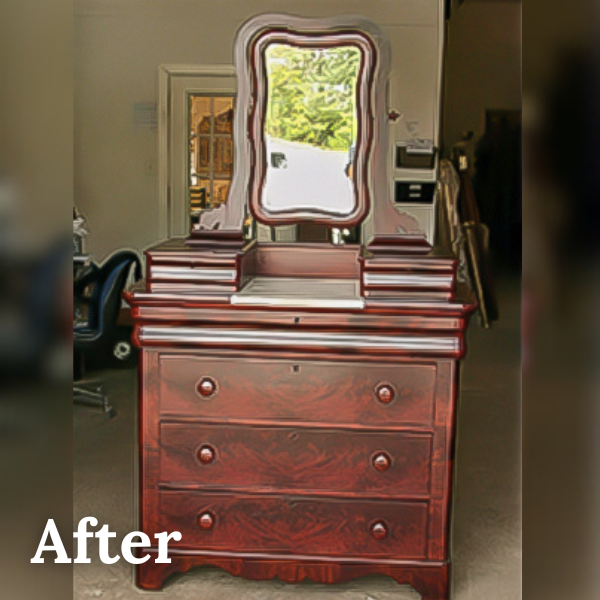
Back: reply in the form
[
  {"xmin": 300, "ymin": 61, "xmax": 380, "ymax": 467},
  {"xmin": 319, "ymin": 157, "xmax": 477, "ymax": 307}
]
[
  {"xmin": 160, "ymin": 423, "xmax": 432, "ymax": 497},
  {"xmin": 158, "ymin": 355, "xmax": 436, "ymax": 428},
  {"xmin": 156, "ymin": 491, "xmax": 429, "ymax": 559}
]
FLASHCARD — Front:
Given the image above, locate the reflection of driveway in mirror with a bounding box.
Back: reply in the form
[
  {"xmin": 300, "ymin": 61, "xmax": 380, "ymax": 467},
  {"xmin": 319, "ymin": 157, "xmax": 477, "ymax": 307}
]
[{"xmin": 264, "ymin": 137, "xmax": 354, "ymax": 214}]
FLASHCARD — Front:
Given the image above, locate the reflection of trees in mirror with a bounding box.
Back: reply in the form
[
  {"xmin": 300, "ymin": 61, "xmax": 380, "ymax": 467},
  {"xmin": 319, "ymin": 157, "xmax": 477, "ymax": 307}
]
[{"xmin": 265, "ymin": 44, "xmax": 361, "ymax": 151}]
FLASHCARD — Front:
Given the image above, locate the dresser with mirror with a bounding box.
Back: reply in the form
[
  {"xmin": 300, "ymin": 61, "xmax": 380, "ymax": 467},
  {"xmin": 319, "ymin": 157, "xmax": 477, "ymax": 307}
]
[{"xmin": 126, "ymin": 12, "xmax": 475, "ymax": 600}]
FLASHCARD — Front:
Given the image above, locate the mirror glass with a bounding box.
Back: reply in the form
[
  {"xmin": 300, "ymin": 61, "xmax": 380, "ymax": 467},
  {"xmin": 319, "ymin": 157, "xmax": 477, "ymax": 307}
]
[{"xmin": 261, "ymin": 43, "xmax": 361, "ymax": 216}]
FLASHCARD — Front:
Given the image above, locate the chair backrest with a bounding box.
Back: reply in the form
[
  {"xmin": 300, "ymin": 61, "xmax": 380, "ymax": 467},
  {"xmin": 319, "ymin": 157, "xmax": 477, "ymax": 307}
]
[{"xmin": 85, "ymin": 250, "xmax": 141, "ymax": 338}]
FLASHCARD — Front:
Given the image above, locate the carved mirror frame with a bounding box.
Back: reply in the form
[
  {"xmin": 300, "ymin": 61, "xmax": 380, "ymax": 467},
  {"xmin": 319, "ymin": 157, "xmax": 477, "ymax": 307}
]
[
  {"xmin": 190, "ymin": 14, "xmax": 414, "ymax": 243},
  {"xmin": 248, "ymin": 27, "xmax": 375, "ymax": 226}
]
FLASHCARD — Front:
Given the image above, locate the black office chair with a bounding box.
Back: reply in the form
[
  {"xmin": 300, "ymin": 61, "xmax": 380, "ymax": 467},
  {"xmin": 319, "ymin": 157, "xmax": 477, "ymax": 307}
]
[{"xmin": 73, "ymin": 250, "xmax": 141, "ymax": 415}]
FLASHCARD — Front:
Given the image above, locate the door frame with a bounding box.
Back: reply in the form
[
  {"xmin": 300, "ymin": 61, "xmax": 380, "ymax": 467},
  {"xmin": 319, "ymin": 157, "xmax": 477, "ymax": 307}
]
[{"xmin": 157, "ymin": 64, "xmax": 236, "ymax": 240}]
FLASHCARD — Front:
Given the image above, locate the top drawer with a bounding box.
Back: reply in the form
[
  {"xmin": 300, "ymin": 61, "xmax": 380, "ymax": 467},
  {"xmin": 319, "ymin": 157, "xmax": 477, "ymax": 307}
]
[{"xmin": 158, "ymin": 354, "xmax": 436, "ymax": 428}]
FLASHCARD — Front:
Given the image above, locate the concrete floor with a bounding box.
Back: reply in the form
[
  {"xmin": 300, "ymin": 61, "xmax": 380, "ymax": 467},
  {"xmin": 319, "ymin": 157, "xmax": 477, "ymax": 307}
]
[{"xmin": 73, "ymin": 276, "xmax": 521, "ymax": 600}]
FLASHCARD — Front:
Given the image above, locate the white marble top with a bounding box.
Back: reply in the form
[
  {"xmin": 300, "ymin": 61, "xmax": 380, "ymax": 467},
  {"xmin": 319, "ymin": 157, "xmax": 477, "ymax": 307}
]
[{"xmin": 231, "ymin": 277, "xmax": 364, "ymax": 309}]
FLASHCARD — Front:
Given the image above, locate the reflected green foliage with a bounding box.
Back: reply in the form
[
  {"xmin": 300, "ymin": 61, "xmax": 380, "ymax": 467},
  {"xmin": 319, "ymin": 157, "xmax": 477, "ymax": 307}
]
[{"xmin": 265, "ymin": 44, "xmax": 361, "ymax": 150}]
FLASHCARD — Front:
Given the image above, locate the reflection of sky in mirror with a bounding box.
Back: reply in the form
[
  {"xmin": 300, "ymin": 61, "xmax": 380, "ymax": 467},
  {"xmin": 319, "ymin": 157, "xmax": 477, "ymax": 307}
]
[{"xmin": 262, "ymin": 44, "xmax": 361, "ymax": 215}]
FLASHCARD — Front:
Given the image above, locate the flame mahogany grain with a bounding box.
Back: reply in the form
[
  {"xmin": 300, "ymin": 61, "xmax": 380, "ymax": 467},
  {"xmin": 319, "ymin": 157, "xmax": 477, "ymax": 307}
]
[
  {"xmin": 159, "ymin": 422, "xmax": 432, "ymax": 496},
  {"xmin": 158, "ymin": 355, "xmax": 437, "ymax": 428},
  {"xmin": 155, "ymin": 491, "xmax": 429, "ymax": 558},
  {"xmin": 133, "ymin": 342, "xmax": 463, "ymax": 598}
]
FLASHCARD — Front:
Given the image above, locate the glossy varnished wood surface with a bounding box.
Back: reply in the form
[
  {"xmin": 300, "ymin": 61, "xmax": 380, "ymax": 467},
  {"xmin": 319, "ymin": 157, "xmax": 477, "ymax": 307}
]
[
  {"xmin": 159, "ymin": 422, "xmax": 432, "ymax": 496},
  {"xmin": 252, "ymin": 244, "xmax": 361, "ymax": 279},
  {"xmin": 128, "ymin": 302, "xmax": 468, "ymax": 331},
  {"xmin": 158, "ymin": 354, "xmax": 437, "ymax": 427},
  {"xmin": 136, "ymin": 348, "xmax": 460, "ymax": 592},
  {"xmin": 154, "ymin": 490, "xmax": 429, "ymax": 559},
  {"xmin": 137, "ymin": 553, "xmax": 449, "ymax": 600},
  {"xmin": 129, "ymin": 236, "xmax": 473, "ymax": 599},
  {"xmin": 135, "ymin": 238, "xmax": 478, "ymax": 312}
]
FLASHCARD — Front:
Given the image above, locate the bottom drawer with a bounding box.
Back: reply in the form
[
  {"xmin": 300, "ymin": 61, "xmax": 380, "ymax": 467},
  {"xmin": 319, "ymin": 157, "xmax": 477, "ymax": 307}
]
[{"xmin": 156, "ymin": 491, "xmax": 429, "ymax": 559}]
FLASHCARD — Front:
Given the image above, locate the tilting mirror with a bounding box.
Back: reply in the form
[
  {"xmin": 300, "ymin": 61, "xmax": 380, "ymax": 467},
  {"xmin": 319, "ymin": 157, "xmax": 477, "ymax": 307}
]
[
  {"xmin": 190, "ymin": 15, "xmax": 399, "ymax": 242},
  {"xmin": 246, "ymin": 24, "xmax": 377, "ymax": 228},
  {"xmin": 262, "ymin": 44, "xmax": 360, "ymax": 217}
]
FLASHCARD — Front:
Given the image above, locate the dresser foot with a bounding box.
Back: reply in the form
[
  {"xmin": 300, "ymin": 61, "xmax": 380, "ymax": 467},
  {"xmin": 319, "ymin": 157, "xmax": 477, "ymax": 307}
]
[
  {"xmin": 136, "ymin": 560, "xmax": 183, "ymax": 591},
  {"xmin": 392, "ymin": 562, "xmax": 449, "ymax": 600}
]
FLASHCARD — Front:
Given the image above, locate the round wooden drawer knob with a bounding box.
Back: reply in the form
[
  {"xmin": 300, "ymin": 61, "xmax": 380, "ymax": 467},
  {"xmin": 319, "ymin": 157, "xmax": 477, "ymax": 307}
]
[
  {"xmin": 198, "ymin": 445, "xmax": 216, "ymax": 464},
  {"xmin": 372, "ymin": 452, "xmax": 392, "ymax": 472},
  {"xmin": 198, "ymin": 512, "xmax": 215, "ymax": 530},
  {"xmin": 197, "ymin": 377, "xmax": 217, "ymax": 398},
  {"xmin": 370, "ymin": 520, "xmax": 388, "ymax": 540},
  {"xmin": 375, "ymin": 384, "xmax": 395, "ymax": 404}
]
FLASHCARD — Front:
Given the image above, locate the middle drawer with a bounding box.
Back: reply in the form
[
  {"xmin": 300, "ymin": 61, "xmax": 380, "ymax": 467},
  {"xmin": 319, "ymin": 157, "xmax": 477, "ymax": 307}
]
[{"xmin": 160, "ymin": 422, "xmax": 432, "ymax": 497}]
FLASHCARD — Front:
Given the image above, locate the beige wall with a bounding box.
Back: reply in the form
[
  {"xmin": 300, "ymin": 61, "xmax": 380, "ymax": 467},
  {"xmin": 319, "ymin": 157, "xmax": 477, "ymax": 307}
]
[{"xmin": 443, "ymin": 0, "xmax": 521, "ymax": 155}]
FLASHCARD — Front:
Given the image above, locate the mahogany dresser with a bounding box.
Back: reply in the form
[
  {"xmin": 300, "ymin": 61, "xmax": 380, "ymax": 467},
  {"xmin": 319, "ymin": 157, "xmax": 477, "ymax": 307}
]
[{"xmin": 126, "ymin": 13, "xmax": 475, "ymax": 600}]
